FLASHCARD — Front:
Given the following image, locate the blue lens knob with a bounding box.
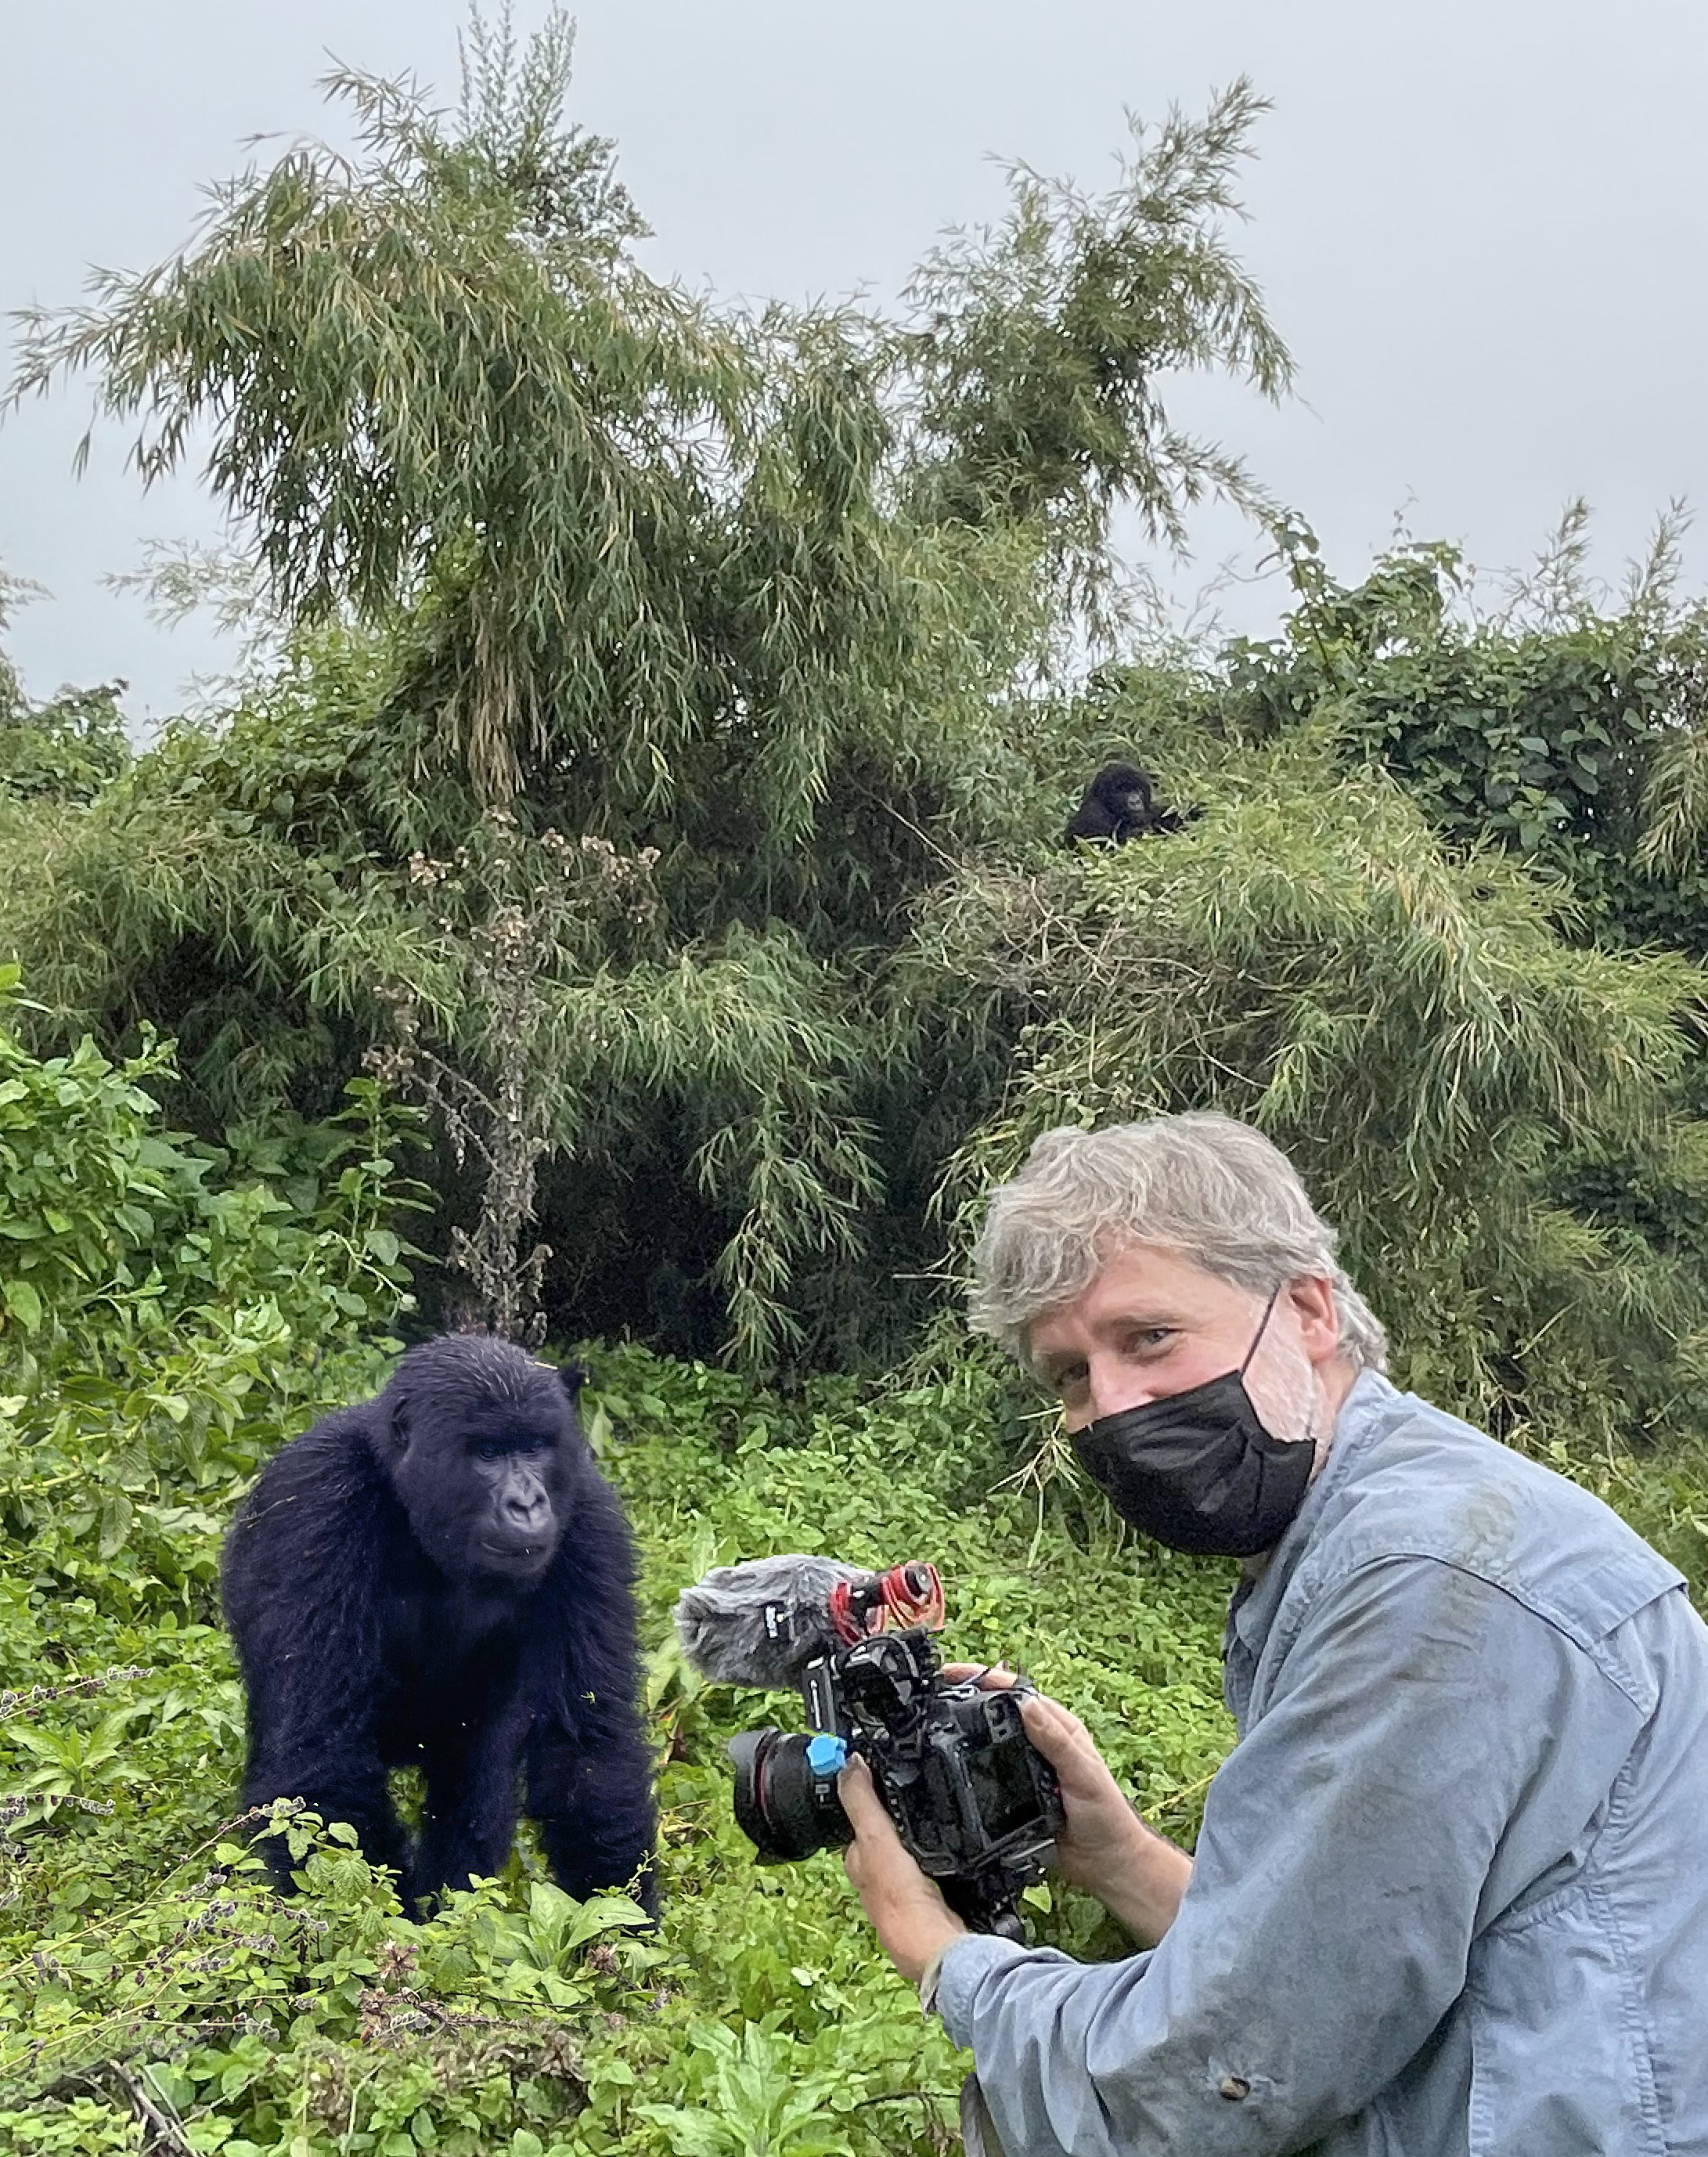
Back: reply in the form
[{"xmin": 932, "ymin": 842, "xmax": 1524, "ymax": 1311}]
[{"xmin": 805, "ymin": 1733, "xmax": 849, "ymax": 1776}]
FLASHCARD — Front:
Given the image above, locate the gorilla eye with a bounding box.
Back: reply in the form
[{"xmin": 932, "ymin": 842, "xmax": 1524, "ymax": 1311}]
[{"xmin": 472, "ymin": 1437, "xmax": 509, "ymax": 1463}]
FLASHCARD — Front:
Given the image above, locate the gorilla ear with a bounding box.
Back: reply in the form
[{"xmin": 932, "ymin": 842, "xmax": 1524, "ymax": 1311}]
[
  {"xmin": 387, "ymin": 1391, "xmax": 415, "ymax": 1458},
  {"xmin": 558, "ymin": 1363, "xmax": 589, "ymax": 1404}
]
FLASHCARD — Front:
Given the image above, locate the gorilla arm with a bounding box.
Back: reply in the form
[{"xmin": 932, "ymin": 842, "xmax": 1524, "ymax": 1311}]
[
  {"xmin": 525, "ymin": 1477, "xmax": 659, "ymax": 1914},
  {"xmin": 409, "ymin": 1679, "xmax": 535, "ymax": 1903},
  {"xmin": 221, "ymin": 1414, "xmax": 412, "ymax": 1888}
]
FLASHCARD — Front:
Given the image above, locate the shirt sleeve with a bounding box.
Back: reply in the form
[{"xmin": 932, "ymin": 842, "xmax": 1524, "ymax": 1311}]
[{"xmin": 934, "ymin": 1556, "xmax": 1646, "ymax": 2156}]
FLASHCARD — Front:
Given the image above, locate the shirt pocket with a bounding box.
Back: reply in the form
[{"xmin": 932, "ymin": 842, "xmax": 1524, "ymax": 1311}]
[{"xmin": 1465, "ymin": 1879, "xmax": 1666, "ymax": 2157}]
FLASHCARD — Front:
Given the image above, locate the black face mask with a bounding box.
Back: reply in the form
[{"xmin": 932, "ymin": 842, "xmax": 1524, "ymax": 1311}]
[{"xmin": 1067, "ymin": 1292, "xmax": 1315, "ymax": 1557}]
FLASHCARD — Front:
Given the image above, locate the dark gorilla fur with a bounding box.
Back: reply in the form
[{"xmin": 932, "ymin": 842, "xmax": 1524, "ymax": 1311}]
[
  {"xmin": 222, "ymin": 1335, "xmax": 656, "ymax": 1916},
  {"xmin": 1064, "ymin": 760, "xmax": 1189, "ymax": 845}
]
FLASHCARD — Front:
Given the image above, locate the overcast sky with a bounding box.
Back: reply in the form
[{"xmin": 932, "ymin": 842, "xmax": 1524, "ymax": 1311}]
[{"xmin": 3, "ymin": 0, "xmax": 1706, "ymax": 724}]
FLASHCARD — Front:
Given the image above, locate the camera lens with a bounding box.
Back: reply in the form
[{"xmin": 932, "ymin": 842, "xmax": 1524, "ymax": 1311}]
[{"xmin": 728, "ymin": 1729, "xmax": 851, "ymax": 1860}]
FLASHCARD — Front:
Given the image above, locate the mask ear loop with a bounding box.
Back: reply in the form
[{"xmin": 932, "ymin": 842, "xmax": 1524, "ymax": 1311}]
[{"xmin": 1238, "ymin": 1286, "xmax": 1284, "ymax": 1378}]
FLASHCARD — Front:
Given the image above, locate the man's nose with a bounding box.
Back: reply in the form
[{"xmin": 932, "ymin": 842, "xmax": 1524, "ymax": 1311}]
[{"xmin": 1079, "ymin": 1358, "xmax": 1160, "ymax": 1426}]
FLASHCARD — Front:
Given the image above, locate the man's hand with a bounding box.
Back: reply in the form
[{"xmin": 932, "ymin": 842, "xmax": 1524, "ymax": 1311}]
[
  {"xmin": 838, "ymin": 1755, "xmax": 968, "ymax": 1985},
  {"xmin": 945, "ymin": 1665, "xmax": 1193, "ymax": 1946}
]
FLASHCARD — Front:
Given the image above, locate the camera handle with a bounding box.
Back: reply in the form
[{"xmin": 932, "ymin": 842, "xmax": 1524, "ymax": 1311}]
[{"xmin": 942, "ymin": 1869, "xmax": 1027, "ymax": 1940}]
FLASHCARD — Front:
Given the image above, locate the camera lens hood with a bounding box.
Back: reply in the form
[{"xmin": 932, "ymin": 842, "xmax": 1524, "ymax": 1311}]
[{"xmin": 727, "ymin": 1727, "xmax": 851, "ymax": 1860}]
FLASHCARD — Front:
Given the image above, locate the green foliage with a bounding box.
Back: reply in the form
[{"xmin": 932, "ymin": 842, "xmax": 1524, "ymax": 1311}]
[
  {"xmin": 12, "ymin": 17, "xmax": 949, "ymax": 822},
  {"xmin": 17, "ymin": 531, "xmax": 1708, "ymax": 1381},
  {"xmin": 0, "ymin": 18, "xmax": 1300, "ymax": 1369},
  {"xmin": 0, "ymin": 684, "xmax": 130, "ymax": 806},
  {"xmin": 0, "ymin": 970, "xmax": 425, "ymax": 1588},
  {"xmin": 1220, "ymin": 512, "xmax": 1708, "ymax": 952},
  {"xmin": 636, "ymin": 2022, "xmax": 860, "ymax": 2157},
  {"xmin": 11, "ymin": 20, "xmax": 1289, "ymax": 821},
  {"xmin": 906, "ymin": 78, "xmax": 1292, "ymax": 597},
  {"xmin": 911, "ymin": 733, "xmax": 1708, "ymax": 1462},
  {"xmin": 0, "ymin": 571, "xmax": 130, "ymax": 806}
]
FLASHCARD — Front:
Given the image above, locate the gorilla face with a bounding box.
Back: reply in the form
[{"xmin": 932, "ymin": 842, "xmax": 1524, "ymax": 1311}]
[
  {"xmin": 1099, "ymin": 765, "xmax": 1155, "ymax": 819},
  {"xmin": 1065, "ymin": 760, "xmax": 1166, "ymax": 845},
  {"xmin": 460, "ymin": 1407, "xmax": 572, "ymax": 1582},
  {"xmin": 383, "ymin": 1344, "xmax": 583, "ymax": 1587}
]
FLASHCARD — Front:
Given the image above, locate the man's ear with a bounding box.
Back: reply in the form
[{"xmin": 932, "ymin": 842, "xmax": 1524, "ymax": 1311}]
[{"xmin": 1289, "ymin": 1276, "xmax": 1343, "ymax": 1367}]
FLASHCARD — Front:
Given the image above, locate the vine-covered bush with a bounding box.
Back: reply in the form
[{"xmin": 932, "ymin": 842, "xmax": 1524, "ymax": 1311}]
[{"xmin": 0, "ymin": 968, "xmax": 424, "ymax": 1588}]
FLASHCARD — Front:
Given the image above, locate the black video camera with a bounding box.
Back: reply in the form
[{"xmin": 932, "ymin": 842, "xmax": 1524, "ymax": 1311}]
[{"xmin": 728, "ymin": 1624, "xmax": 1065, "ymax": 1939}]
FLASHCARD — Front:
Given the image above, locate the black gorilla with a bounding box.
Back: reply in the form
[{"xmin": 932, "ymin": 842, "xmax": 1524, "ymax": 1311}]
[
  {"xmin": 1064, "ymin": 761, "xmax": 1189, "ymax": 845},
  {"xmin": 222, "ymin": 1335, "xmax": 656, "ymax": 1916}
]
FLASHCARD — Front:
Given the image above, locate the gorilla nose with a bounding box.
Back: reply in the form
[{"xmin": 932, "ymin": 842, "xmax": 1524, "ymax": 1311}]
[{"xmin": 503, "ymin": 1492, "xmax": 551, "ymax": 1535}]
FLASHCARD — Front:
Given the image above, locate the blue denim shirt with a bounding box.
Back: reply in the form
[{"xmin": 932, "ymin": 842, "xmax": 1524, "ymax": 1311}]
[{"xmin": 935, "ymin": 1372, "xmax": 1708, "ymax": 2155}]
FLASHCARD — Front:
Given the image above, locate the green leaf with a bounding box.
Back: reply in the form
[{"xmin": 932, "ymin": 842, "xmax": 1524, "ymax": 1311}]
[
  {"xmin": 97, "ymin": 1489, "xmax": 134, "ymax": 1559},
  {"xmin": 2, "ymin": 1277, "xmax": 41, "ymax": 1332},
  {"xmin": 142, "ymin": 2065, "xmax": 196, "ymax": 2116},
  {"xmin": 632, "ymin": 2107, "xmax": 733, "ymax": 2157}
]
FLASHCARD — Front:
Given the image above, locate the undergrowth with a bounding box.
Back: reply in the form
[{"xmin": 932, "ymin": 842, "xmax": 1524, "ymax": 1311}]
[{"xmin": 0, "ymin": 980, "xmax": 1702, "ymax": 2154}]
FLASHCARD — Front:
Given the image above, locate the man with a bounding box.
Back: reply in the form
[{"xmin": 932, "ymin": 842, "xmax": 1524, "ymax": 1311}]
[{"xmin": 839, "ymin": 1112, "xmax": 1708, "ymax": 2155}]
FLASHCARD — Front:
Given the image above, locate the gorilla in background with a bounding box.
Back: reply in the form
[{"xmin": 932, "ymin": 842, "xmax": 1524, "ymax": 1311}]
[
  {"xmin": 222, "ymin": 1335, "xmax": 656, "ymax": 1917},
  {"xmin": 1064, "ymin": 761, "xmax": 1190, "ymax": 845}
]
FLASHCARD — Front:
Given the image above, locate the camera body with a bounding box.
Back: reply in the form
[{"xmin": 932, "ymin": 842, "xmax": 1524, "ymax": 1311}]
[{"xmin": 729, "ymin": 1625, "xmax": 1065, "ymax": 1939}]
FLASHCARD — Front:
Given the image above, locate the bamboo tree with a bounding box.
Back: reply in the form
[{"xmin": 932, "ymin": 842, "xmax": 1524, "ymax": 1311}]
[{"xmin": 3, "ymin": 13, "xmax": 1307, "ymax": 1368}]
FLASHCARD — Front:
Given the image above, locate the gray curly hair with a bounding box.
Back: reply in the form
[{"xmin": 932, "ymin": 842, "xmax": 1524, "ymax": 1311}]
[{"xmin": 968, "ymin": 1111, "xmax": 1387, "ymax": 1372}]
